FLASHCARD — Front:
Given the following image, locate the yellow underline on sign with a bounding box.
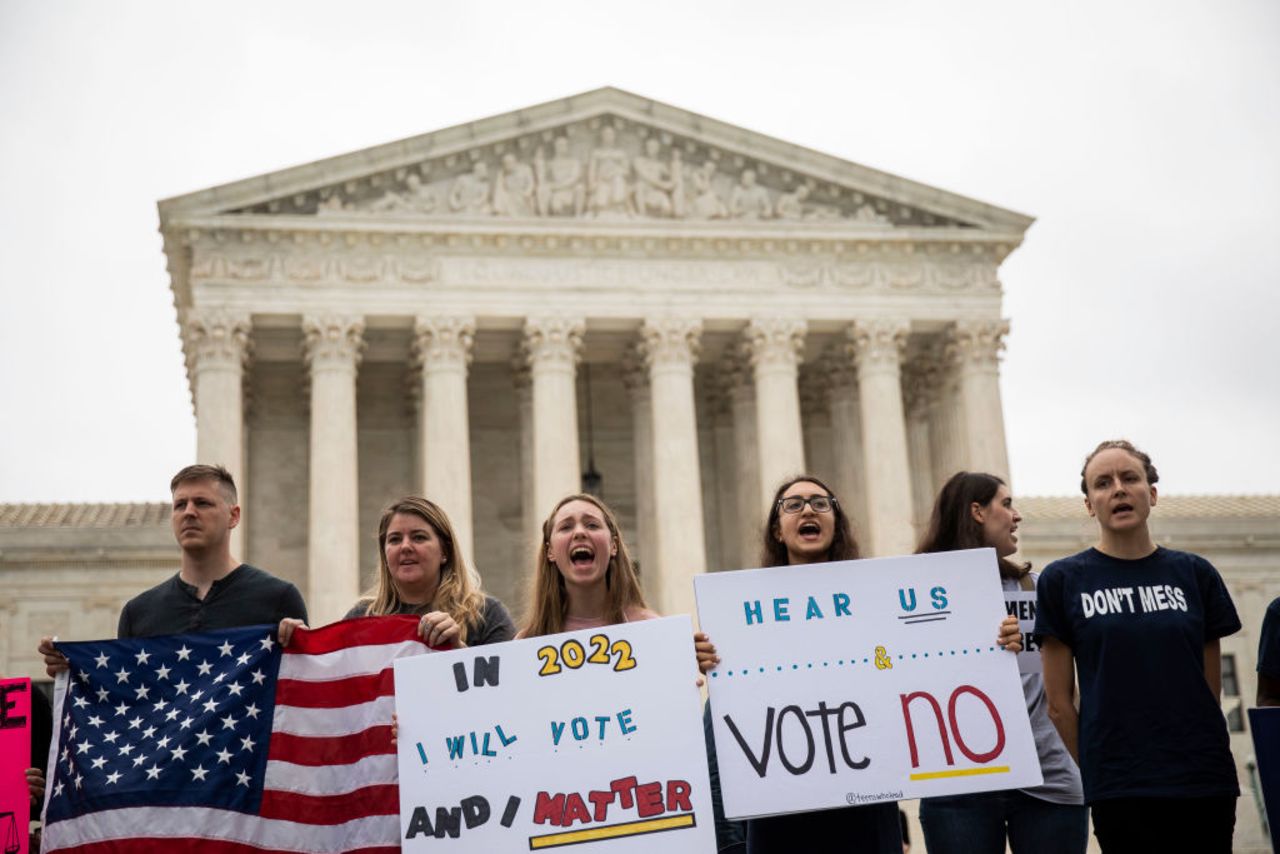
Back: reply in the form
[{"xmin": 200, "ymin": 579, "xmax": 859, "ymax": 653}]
[
  {"xmin": 910, "ymin": 765, "xmax": 1012, "ymax": 781},
  {"xmin": 528, "ymin": 814, "xmax": 696, "ymax": 849}
]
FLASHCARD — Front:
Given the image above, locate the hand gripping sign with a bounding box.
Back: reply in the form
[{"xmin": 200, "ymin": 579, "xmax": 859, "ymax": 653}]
[
  {"xmin": 394, "ymin": 616, "xmax": 715, "ymax": 853},
  {"xmin": 694, "ymin": 549, "xmax": 1041, "ymax": 820}
]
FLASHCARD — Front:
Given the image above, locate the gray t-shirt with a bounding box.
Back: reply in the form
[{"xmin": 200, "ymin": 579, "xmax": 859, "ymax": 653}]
[
  {"xmin": 1010, "ymin": 573, "xmax": 1084, "ymax": 805},
  {"xmin": 343, "ymin": 594, "xmax": 515, "ymax": 647}
]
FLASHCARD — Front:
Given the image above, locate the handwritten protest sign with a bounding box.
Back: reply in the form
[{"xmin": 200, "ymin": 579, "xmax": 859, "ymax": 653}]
[
  {"xmin": 1249, "ymin": 708, "xmax": 1280, "ymax": 853},
  {"xmin": 394, "ymin": 616, "xmax": 715, "ymax": 852},
  {"xmin": 695, "ymin": 548, "xmax": 1040, "ymax": 820},
  {"xmin": 1, "ymin": 677, "xmax": 32, "ymax": 854},
  {"xmin": 1004, "ymin": 590, "xmax": 1042, "ymax": 674}
]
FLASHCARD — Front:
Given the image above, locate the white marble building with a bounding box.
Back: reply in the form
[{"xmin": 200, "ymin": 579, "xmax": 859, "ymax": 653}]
[
  {"xmin": 153, "ymin": 87, "xmax": 1029, "ymax": 624},
  {"xmin": 2, "ymin": 88, "xmax": 1276, "ymax": 850}
]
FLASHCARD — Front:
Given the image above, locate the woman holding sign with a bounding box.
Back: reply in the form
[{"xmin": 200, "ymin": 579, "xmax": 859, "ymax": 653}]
[
  {"xmin": 520, "ymin": 493, "xmax": 657, "ymax": 637},
  {"xmin": 915, "ymin": 472, "xmax": 1086, "ymax": 854},
  {"xmin": 697, "ymin": 474, "xmax": 1023, "ymax": 853},
  {"xmin": 1036, "ymin": 441, "xmax": 1240, "ymax": 853},
  {"xmin": 347, "ymin": 496, "xmax": 516, "ymax": 647}
]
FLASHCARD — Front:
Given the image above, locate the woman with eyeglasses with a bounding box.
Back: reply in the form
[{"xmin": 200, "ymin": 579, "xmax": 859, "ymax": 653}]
[
  {"xmin": 697, "ymin": 474, "xmax": 1023, "ymax": 853},
  {"xmin": 914, "ymin": 472, "xmax": 1086, "ymax": 854}
]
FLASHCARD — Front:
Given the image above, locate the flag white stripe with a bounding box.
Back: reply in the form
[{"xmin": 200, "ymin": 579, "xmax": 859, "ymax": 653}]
[
  {"xmin": 263, "ymin": 753, "xmax": 397, "ymax": 795},
  {"xmin": 41, "ymin": 670, "xmax": 70, "ymax": 827},
  {"xmin": 41, "ymin": 805, "xmax": 399, "ymax": 853},
  {"xmin": 278, "ymin": 640, "xmax": 424, "ymax": 681},
  {"xmin": 272, "ymin": 694, "xmax": 395, "ymax": 738}
]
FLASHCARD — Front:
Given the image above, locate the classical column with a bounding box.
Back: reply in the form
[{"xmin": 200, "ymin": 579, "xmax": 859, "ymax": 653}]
[
  {"xmin": 799, "ymin": 367, "xmax": 835, "ymax": 485},
  {"xmin": 949, "ymin": 319, "xmax": 1013, "ymax": 484},
  {"xmin": 705, "ymin": 375, "xmax": 741, "ymax": 571},
  {"xmin": 185, "ymin": 308, "xmax": 251, "ymax": 556},
  {"xmin": 724, "ymin": 352, "xmax": 762, "ymax": 568},
  {"xmin": 621, "ymin": 349, "xmax": 657, "ymax": 580},
  {"xmin": 745, "ymin": 318, "xmax": 807, "ymax": 511},
  {"xmin": 511, "ymin": 356, "xmax": 537, "ymax": 558},
  {"xmin": 824, "ymin": 353, "xmax": 870, "ymax": 546},
  {"xmin": 902, "ymin": 359, "xmax": 941, "ymax": 534},
  {"xmin": 522, "ymin": 317, "xmax": 584, "ymax": 519},
  {"xmin": 927, "ymin": 344, "xmax": 965, "ymax": 488},
  {"xmin": 303, "ymin": 314, "xmax": 365, "ymax": 624},
  {"xmin": 848, "ymin": 319, "xmax": 916, "ymax": 557},
  {"xmin": 412, "ymin": 315, "xmax": 476, "ymax": 563},
  {"xmin": 638, "ymin": 318, "xmax": 707, "ymax": 617}
]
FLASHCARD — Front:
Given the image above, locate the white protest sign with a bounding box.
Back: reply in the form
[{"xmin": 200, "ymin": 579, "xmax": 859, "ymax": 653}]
[
  {"xmin": 1004, "ymin": 589, "xmax": 1043, "ymax": 674},
  {"xmin": 394, "ymin": 615, "xmax": 716, "ymax": 853},
  {"xmin": 694, "ymin": 548, "xmax": 1041, "ymax": 820}
]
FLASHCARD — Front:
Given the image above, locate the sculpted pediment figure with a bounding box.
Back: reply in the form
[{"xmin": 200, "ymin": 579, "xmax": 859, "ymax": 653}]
[{"xmin": 168, "ymin": 88, "xmax": 1031, "ymax": 236}]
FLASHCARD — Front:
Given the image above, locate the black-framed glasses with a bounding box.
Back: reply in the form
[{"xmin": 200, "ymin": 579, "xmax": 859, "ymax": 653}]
[{"xmin": 778, "ymin": 495, "xmax": 836, "ymax": 514}]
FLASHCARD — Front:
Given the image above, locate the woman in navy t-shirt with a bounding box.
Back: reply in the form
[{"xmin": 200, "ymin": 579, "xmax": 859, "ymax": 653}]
[{"xmin": 1035, "ymin": 440, "xmax": 1241, "ymax": 853}]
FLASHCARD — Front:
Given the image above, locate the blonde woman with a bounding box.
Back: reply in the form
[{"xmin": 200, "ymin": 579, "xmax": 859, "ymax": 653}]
[
  {"xmin": 347, "ymin": 496, "xmax": 515, "ymax": 647},
  {"xmin": 519, "ymin": 493, "xmax": 657, "ymax": 638}
]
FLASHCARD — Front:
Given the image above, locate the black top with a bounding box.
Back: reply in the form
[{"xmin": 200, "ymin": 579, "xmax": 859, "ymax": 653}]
[
  {"xmin": 344, "ymin": 594, "xmax": 516, "ymax": 646},
  {"xmin": 1035, "ymin": 546, "xmax": 1240, "ymax": 802},
  {"xmin": 1260, "ymin": 596, "xmax": 1280, "ymax": 678},
  {"xmin": 117, "ymin": 564, "xmax": 308, "ymax": 639}
]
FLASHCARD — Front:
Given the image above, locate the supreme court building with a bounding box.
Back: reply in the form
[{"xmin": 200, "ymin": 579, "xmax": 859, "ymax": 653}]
[
  {"xmin": 156, "ymin": 86, "xmax": 1030, "ymax": 624},
  {"xmin": 3, "ymin": 89, "xmax": 1277, "ymax": 850}
]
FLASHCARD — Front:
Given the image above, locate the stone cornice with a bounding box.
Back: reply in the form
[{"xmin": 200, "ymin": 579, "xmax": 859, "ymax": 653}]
[{"xmin": 170, "ymin": 213, "xmax": 1027, "ymax": 252}]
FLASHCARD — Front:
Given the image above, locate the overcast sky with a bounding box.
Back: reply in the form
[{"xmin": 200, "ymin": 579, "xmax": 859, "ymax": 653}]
[{"xmin": 1, "ymin": 0, "xmax": 1277, "ymax": 502}]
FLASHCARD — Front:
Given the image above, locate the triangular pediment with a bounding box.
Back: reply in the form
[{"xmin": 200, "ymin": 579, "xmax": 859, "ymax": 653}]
[{"xmin": 159, "ymin": 87, "xmax": 1031, "ymax": 235}]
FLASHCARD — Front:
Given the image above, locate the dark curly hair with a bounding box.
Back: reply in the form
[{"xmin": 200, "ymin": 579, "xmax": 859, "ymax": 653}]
[{"xmin": 759, "ymin": 474, "xmax": 860, "ymax": 567}]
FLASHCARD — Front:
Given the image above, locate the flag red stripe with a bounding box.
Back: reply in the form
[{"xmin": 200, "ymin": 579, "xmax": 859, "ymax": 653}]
[
  {"xmin": 268, "ymin": 725, "xmax": 394, "ymax": 765},
  {"xmin": 285, "ymin": 616, "xmax": 425, "ymax": 655},
  {"xmin": 47, "ymin": 842, "xmax": 400, "ymax": 854},
  {"xmin": 275, "ymin": 667, "xmax": 395, "ymax": 708},
  {"xmin": 259, "ymin": 783, "xmax": 400, "ymax": 824}
]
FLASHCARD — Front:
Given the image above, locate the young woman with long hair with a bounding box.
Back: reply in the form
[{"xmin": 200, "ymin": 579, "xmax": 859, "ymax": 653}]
[
  {"xmin": 347, "ymin": 496, "xmax": 515, "ymax": 647},
  {"xmin": 915, "ymin": 471, "xmax": 1086, "ymax": 854},
  {"xmin": 1036, "ymin": 441, "xmax": 1241, "ymax": 853},
  {"xmin": 519, "ymin": 493, "xmax": 657, "ymax": 638}
]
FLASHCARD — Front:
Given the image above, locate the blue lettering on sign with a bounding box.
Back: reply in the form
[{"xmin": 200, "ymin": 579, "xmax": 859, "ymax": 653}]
[
  {"xmin": 549, "ymin": 710, "xmax": 640, "ymax": 745},
  {"xmin": 618, "ymin": 708, "xmax": 636, "ymax": 735},
  {"xmin": 899, "ymin": 588, "xmax": 918, "ymax": 612},
  {"xmin": 446, "ymin": 724, "xmax": 519, "ymax": 759},
  {"xmin": 806, "ymin": 597, "xmax": 824, "ymax": 620},
  {"xmin": 744, "ymin": 594, "xmax": 855, "ymax": 625},
  {"xmin": 930, "ymin": 587, "xmax": 948, "ymax": 610}
]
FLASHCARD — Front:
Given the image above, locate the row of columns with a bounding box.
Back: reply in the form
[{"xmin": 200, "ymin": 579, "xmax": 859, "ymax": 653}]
[{"xmin": 184, "ymin": 308, "xmax": 1010, "ymax": 623}]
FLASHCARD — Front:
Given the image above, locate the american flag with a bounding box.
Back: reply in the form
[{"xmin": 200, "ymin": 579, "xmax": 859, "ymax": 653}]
[{"xmin": 42, "ymin": 617, "xmax": 428, "ymax": 853}]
